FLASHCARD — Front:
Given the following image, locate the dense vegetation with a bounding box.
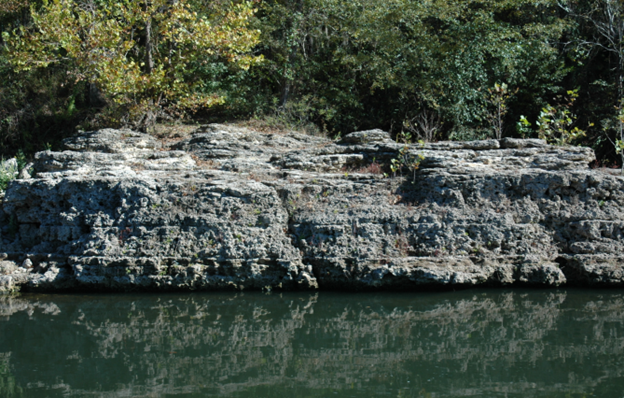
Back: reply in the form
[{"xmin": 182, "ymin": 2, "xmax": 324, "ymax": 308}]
[{"xmin": 1, "ymin": 0, "xmax": 624, "ymax": 166}]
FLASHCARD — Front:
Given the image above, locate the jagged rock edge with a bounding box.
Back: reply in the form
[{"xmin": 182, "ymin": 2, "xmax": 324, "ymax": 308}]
[{"xmin": 1, "ymin": 124, "xmax": 623, "ymax": 293}]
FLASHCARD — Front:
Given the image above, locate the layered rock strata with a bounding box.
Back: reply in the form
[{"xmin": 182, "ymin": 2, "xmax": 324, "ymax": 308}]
[{"xmin": 0, "ymin": 125, "xmax": 623, "ymax": 292}]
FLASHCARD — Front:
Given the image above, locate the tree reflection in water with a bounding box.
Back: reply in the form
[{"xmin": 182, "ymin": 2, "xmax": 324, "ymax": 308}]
[{"xmin": 0, "ymin": 289, "xmax": 623, "ymax": 397}]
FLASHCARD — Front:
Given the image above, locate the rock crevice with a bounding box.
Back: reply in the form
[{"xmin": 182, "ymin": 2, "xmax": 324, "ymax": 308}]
[{"xmin": 1, "ymin": 124, "xmax": 623, "ymax": 292}]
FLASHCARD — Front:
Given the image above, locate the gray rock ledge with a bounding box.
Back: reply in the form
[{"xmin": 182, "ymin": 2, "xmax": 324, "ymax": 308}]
[{"xmin": 1, "ymin": 125, "xmax": 622, "ymax": 293}]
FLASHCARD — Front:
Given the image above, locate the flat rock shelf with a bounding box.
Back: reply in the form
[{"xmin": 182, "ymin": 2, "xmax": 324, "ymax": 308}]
[{"xmin": 1, "ymin": 125, "xmax": 623, "ymax": 293}]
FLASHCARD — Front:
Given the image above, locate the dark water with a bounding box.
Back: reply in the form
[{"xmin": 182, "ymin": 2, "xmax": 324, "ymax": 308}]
[{"xmin": 1, "ymin": 289, "xmax": 623, "ymax": 398}]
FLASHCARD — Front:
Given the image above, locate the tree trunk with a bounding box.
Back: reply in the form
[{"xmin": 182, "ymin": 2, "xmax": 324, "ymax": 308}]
[
  {"xmin": 279, "ymin": 82, "xmax": 291, "ymax": 109},
  {"xmin": 145, "ymin": 2, "xmax": 154, "ymax": 74},
  {"xmin": 89, "ymin": 82, "xmax": 107, "ymax": 108},
  {"xmin": 278, "ymin": 0, "xmax": 304, "ymax": 109}
]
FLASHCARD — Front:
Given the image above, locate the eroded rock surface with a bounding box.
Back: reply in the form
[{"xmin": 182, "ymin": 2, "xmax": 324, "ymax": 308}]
[{"xmin": 0, "ymin": 124, "xmax": 623, "ymax": 292}]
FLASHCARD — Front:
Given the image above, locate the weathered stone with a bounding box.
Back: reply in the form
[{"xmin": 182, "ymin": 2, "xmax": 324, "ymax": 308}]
[
  {"xmin": 500, "ymin": 137, "xmax": 548, "ymax": 149},
  {"xmin": 0, "ymin": 125, "xmax": 623, "ymax": 293},
  {"xmin": 0, "ymin": 275, "xmax": 14, "ymax": 293},
  {"xmin": 338, "ymin": 129, "xmax": 393, "ymax": 145},
  {"xmin": 63, "ymin": 128, "xmax": 162, "ymax": 153},
  {"xmin": 18, "ymin": 162, "xmax": 33, "ymax": 180},
  {"xmin": 0, "ymin": 158, "xmax": 18, "ymax": 179}
]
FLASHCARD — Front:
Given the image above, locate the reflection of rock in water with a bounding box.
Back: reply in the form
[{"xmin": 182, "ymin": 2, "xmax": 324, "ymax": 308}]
[
  {"xmin": 1, "ymin": 291, "xmax": 624, "ymax": 397},
  {"xmin": 0, "ymin": 298, "xmax": 61, "ymax": 319}
]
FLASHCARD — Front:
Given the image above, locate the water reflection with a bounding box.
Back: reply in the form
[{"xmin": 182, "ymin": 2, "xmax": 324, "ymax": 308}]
[{"xmin": 1, "ymin": 290, "xmax": 623, "ymax": 397}]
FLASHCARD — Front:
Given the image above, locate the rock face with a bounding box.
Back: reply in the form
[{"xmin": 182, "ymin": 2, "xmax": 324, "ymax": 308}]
[{"xmin": 0, "ymin": 125, "xmax": 623, "ymax": 292}]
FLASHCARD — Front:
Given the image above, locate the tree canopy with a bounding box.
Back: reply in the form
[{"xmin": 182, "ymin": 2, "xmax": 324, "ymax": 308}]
[
  {"xmin": 1, "ymin": 0, "xmax": 624, "ymax": 166},
  {"xmin": 3, "ymin": 0, "xmax": 262, "ymax": 127}
]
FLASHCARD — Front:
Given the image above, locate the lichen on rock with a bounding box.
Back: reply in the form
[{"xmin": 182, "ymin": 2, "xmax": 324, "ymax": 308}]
[{"xmin": 1, "ymin": 124, "xmax": 623, "ymax": 293}]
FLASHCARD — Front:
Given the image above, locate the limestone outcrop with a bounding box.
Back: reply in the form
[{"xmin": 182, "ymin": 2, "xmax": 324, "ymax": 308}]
[{"xmin": 1, "ymin": 124, "xmax": 623, "ymax": 292}]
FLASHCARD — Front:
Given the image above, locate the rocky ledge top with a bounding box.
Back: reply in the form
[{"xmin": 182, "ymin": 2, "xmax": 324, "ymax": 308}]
[
  {"xmin": 34, "ymin": 125, "xmax": 596, "ymax": 179},
  {"xmin": 0, "ymin": 124, "xmax": 622, "ymax": 293}
]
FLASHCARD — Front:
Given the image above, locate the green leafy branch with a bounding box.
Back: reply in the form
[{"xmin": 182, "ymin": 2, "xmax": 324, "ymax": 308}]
[
  {"xmin": 603, "ymin": 98, "xmax": 624, "ymax": 175},
  {"xmin": 390, "ymin": 144, "xmax": 425, "ymax": 182},
  {"xmin": 486, "ymin": 82, "xmax": 517, "ymax": 140},
  {"xmin": 536, "ymin": 89, "xmax": 590, "ymax": 146}
]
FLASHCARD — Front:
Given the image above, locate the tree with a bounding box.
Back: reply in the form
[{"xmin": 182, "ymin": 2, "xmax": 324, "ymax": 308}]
[
  {"xmin": 0, "ymin": 0, "xmax": 32, "ymax": 22},
  {"xmin": 560, "ymin": 0, "xmax": 624, "ymax": 96},
  {"xmin": 559, "ymin": 0, "xmax": 624, "ymax": 166},
  {"xmin": 246, "ymin": 0, "xmax": 570, "ymax": 138},
  {"xmin": 2, "ymin": 0, "xmax": 262, "ymax": 129},
  {"xmin": 486, "ymin": 83, "xmax": 516, "ymax": 140},
  {"xmin": 0, "ymin": 0, "xmax": 34, "ymax": 43},
  {"xmin": 343, "ymin": 0, "xmax": 569, "ymax": 137}
]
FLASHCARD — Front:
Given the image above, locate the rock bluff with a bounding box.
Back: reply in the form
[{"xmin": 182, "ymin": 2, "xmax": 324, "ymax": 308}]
[{"xmin": 1, "ymin": 125, "xmax": 623, "ymax": 293}]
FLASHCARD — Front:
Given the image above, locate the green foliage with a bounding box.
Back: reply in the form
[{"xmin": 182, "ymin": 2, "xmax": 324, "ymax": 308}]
[
  {"xmin": 3, "ymin": 0, "xmax": 262, "ymax": 129},
  {"xmin": 240, "ymin": 0, "xmax": 570, "ymax": 139},
  {"xmin": 559, "ymin": 0, "xmax": 624, "ymax": 161},
  {"xmin": 0, "ymin": 167, "xmax": 16, "ymax": 192},
  {"xmin": 486, "ymin": 83, "xmax": 517, "ymax": 140},
  {"xmin": 0, "ymin": 52, "xmax": 85, "ymax": 156},
  {"xmin": 0, "ymin": 151, "xmax": 28, "ymax": 191},
  {"xmin": 396, "ymin": 131, "xmax": 414, "ymax": 145},
  {"xmin": 390, "ymin": 144, "xmax": 425, "ymax": 182},
  {"xmin": 0, "ymin": 160, "xmax": 18, "ymax": 192},
  {"xmin": 0, "ymin": 0, "xmax": 35, "ymax": 35},
  {"xmin": 536, "ymin": 90, "xmax": 589, "ymax": 146},
  {"xmin": 516, "ymin": 115, "xmax": 533, "ymax": 138},
  {"xmin": 601, "ymin": 98, "xmax": 624, "ymax": 173},
  {"xmin": 1, "ymin": 0, "xmax": 624, "ymax": 167},
  {"xmin": 15, "ymin": 149, "xmax": 26, "ymax": 170}
]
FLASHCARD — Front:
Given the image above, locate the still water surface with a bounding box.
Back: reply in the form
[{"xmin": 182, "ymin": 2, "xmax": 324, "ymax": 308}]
[{"xmin": 1, "ymin": 289, "xmax": 624, "ymax": 397}]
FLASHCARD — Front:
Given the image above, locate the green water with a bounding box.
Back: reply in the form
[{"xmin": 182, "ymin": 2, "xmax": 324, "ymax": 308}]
[{"xmin": 1, "ymin": 289, "xmax": 623, "ymax": 398}]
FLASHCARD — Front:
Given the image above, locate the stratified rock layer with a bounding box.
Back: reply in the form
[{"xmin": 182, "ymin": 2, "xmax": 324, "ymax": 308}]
[{"xmin": 1, "ymin": 125, "xmax": 623, "ymax": 292}]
